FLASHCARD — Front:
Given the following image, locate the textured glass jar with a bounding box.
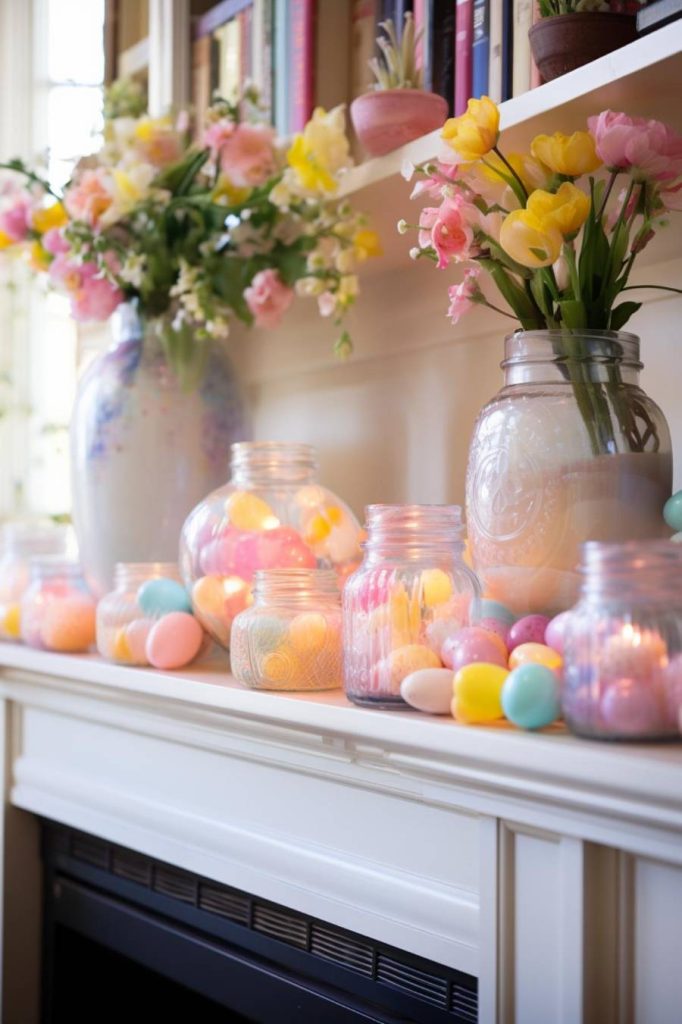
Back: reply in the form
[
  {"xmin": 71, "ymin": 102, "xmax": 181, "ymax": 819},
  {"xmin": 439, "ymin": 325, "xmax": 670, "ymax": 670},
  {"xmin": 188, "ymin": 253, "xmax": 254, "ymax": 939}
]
[
  {"xmin": 0, "ymin": 523, "xmax": 71, "ymax": 641},
  {"xmin": 562, "ymin": 541, "xmax": 682, "ymax": 741},
  {"xmin": 180, "ymin": 442, "xmax": 362, "ymax": 651},
  {"xmin": 230, "ymin": 568, "xmax": 343, "ymax": 690},
  {"xmin": 97, "ymin": 562, "xmax": 185, "ymax": 665},
  {"xmin": 21, "ymin": 558, "xmax": 96, "ymax": 652},
  {"xmin": 466, "ymin": 332, "xmax": 672, "ymax": 618},
  {"xmin": 343, "ymin": 505, "xmax": 481, "ymax": 708}
]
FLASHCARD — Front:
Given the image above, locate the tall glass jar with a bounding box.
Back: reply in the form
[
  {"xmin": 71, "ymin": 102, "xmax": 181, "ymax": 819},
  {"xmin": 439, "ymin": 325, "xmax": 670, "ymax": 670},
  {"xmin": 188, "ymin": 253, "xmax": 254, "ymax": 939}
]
[
  {"xmin": 343, "ymin": 505, "xmax": 481, "ymax": 708},
  {"xmin": 180, "ymin": 442, "xmax": 362, "ymax": 651},
  {"xmin": 0, "ymin": 523, "xmax": 71, "ymax": 641},
  {"xmin": 230, "ymin": 568, "xmax": 343, "ymax": 690},
  {"xmin": 466, "ymin": 331, "xmax": 672, "ymax": 618},
  {"xmin": 21, "ymin": 558, "xmax": 96, "ymax": 652},
  {"xmin": 562, "ymin": 541, "xmax": 682, "ymax": 741}
]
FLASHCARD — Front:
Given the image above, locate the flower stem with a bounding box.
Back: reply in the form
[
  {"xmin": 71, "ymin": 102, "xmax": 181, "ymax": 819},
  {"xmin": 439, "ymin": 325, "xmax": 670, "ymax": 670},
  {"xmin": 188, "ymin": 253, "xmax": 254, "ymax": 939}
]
[{"xmin": 492, "ymin": 146, "xmax": 529, "ymax": 203}]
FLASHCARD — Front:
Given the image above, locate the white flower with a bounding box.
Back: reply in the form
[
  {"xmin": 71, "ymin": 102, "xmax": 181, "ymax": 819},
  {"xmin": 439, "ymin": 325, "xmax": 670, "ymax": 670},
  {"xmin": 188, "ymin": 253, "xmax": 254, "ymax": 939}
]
[
  {"xmin": 269, "ymin": 180, "xmax": 291, "ymax": 209},
  {"xmin": 119, "ymin": 253, "xmax": 147, "ymax": 288},
  {"xmin": 401, "ymin": 160, "xmax": 415, "ymax": 181},
  {"xmin": 335, "ymin": 248, "xmax": 356, "ymax": 274},
  {"xmin": 317, "ymin": 291, "xmax": 336, "ymax": 317},
  {"xmin": 397, "ymin": 219, "xmax": 408, "ymax": 235},
  {"xmin": 295, "ymin": 276, "xmax": 325, "ymax": 297},
  {"xmin": 206, "ymin": 316, "xmax": 230, "ymax": 339},
  {"xmin": 409, "ymin": 247, "xmax": 421, "ymax": 260}
]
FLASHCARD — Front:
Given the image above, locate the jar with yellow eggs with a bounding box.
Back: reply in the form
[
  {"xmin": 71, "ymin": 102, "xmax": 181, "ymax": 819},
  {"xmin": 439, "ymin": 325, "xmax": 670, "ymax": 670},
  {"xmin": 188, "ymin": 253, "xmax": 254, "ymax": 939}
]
[
  {"xmin": 230, "ymin": 568, "xmax": 343, "ymax": 690},
  {"xmin": 180, "ymin": 442, "xmax": 362, "ymax": 651},
  {"xmin": 0, "ymin": 522, "xmax": 71, "ymax": 642},
  {"xmin": 343, "ymin": 505, "xmax": 481, "ymax": 708}
]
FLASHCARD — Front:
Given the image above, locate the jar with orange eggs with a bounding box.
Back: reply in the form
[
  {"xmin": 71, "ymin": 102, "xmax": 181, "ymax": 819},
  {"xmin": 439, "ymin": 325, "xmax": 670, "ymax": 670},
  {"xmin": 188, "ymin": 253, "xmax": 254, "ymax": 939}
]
[{"xmin": 20, "ymin": 557, "xmax": 96, "ymax": 653}]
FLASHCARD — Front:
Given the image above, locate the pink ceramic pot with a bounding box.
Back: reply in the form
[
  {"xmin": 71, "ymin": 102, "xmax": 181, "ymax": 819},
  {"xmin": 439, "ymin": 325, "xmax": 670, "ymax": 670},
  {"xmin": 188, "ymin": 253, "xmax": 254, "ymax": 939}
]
[{"xmin": 350, "ymin": 89, "xmax": 449, "ymax": 158}]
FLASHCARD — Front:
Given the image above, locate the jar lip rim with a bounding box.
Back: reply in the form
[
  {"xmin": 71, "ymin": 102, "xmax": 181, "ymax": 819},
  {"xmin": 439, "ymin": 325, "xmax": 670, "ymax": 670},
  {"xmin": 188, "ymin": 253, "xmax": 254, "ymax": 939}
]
[
  {"xmin": 504, "ymin": 329, "xmax": 640, "ymax": 344},
  {"xmin": 231, "ymin": 441, "xmax": 317, "ymax": 460}
]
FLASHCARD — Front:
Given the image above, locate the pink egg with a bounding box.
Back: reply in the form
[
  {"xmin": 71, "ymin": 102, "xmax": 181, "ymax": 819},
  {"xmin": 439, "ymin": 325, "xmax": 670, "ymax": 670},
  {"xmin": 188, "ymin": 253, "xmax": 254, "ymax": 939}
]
[
  {"xmin": 441, "ymin": 626, "xmax": 508, "ymax": 672},
  {"xmin": 199, "ymin": 527, "xmax": 257, "ymax": 578},
  {"xmin": 255, "ymin": 527, "xmax": 316, "ymax": 571},
  {"xmin": 145, "ymin": 612, "xmax": 204, "ymax": 670},
  {"xmin": 600, "ymin": 677, "xmax": 663, "ymax": 736},
  {"xmin": 508, "ymin": 614, "xmax": 551, "ymax": 652},
  {"xmin": 41, "ymin": 596, "xmax": 96, "ymax": 653},
  {"xmin": 125, "ymin": 617, "xmax": 155, "ymax": 664},
  {"xmin": 477, "ymin": 616, "xmax": 510, "ymax": 648},
  {"xmin": 544, "ymin": 611, "xmax": 574, "ymax": 655}
]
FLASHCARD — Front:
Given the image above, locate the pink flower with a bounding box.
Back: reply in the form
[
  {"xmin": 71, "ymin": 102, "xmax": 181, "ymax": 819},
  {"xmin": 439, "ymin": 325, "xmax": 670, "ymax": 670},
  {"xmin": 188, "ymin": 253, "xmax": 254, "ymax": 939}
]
[
  {"xmin": 65, "ymin": 169, "xmax": 113, "ymax": 228},
  {"xmin": 214, "ymin": 122, "xmax": 277, "ymax": 188},
  {"xmin": 588, "ymin": 111, "xmax": 682, "ymax": 182},
  {"xmin": 244, "ymin": 269, "xmax": 294, "ymax": 328},
  {"xmin": 204, "ymin": 118, "xmax": 236, "ymax": 157},
  {"xmin": 447, "ymin": 268, "xmax": 481, "ymax": 325},
  {"xmin": 419, "ymin": 195, "xmax": 475, "ymax": 269},
  {"xmin": 42, "ymin": 227, "xmax": 69, "ymax": 255},
  {"xmin": 410, "ymin": 161, "xmax": 461, "ymax": 200},
  {"xmin": 660, "ymin": 182, "xmax": 682, "ymax": 211},
  {"xmin": 0, "ymin": 194, "xmax": 31, "ymax": 242},
  {"xmin": 49, "ymin": 254, "xmax": 123, "ymax": 322}
]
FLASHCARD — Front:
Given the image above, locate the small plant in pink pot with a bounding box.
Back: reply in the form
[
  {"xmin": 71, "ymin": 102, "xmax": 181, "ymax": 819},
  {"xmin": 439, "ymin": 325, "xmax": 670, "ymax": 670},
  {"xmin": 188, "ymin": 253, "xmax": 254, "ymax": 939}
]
[{"xmin": 350, "ymin": 13, "xmax": 448, "ymax": 159}]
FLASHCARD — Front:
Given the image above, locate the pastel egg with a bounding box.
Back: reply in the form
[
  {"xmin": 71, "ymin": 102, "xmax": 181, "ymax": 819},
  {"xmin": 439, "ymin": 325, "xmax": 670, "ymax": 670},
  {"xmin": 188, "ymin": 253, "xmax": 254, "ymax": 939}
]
[
  {"xmin": 425, "ymin": 616, "xmax": 462, "ymax": 656},
  {"xmin": 112, "ymin": 627, "xmax": 134, "ymax": 663},
  {"xmin": 401, "ymin": 667, "xmax": 454, "ymax": 715},
  {"xmin": 41, "ymin": 596, "xmax": 96, "ymax": 653},
  {"xmin": 138, "ymin": 577, "xmax": 192, "ymax": 616},
  {"xmin": 442, "ymin": 626, "xmax": 507, "ymax": 672},
  {"xmin": 507, "ymin": 614, "xmax": 550, "ymax": 652},
  {"xmin": 288, "ymin": 612, "xmax": 328, "ymax": 654},
  {"xmin": 471, "ymin": 599, "xmax": 516, "ymax": 628},
  {"xmin": 663, "ymin": 490, "xmax": 682, "ymax": 532},
  {"xmin": 388, "ymin": 644, "xmax": 441, "ymax": 692},
  {"xmin": 509, "ymin": 642, "xmax": 563, "ymax": 673},
  {"xmin": 145, "ymin": 612, "xmax": 203, "ymax": 670},
  {"xmin": 452, "ymin": 662, "xmax": 508, "ymax": 723},
  {"xmin": 421, "ymin": 569, "xmax": 453, "ymax": 607},
  {"xmin": 192, "ymin": 575, "xmax": 228, "ymax": 617},
  {"xmin": 249, "ymin": 614, "xmax": 289, "ymax": 654},
  {"xmin": 124, "ymin": 617, "xmax": 155, "ymax": 664},
  {"xmin": 544, "ymin": 611, "xmax": 573, "ymax": 655},
  {"xmin": 476, "ymin": 616, "xmax": 510, "ymax": 648},
  {"xmin": 601, "ymin": 677, "xmax": 663, "ymax": 736},
  {"xmin": 2, "ymin": 602, "xmax": 21, "ymax": 640},
  {"xmin": 225, "ymin": 490, "xmax": 279, "ymax": 531},
  {"xmin": 326, "ymin": 520, "xmax": 361, "ymax": 565},
  {"xmin": 255, "ymin": 527, "xmax": 317, "ymax": 571},
  {"xmin": 501, "ymin": 664, "xmax": 561, "ymax": 730},
  {"xmin": 672, "ymin": 533, "xmax": 682, "ymax": 544},
  {"xmin": 260, "ymin": 644, "xmax": 301, "ymax": 686}
]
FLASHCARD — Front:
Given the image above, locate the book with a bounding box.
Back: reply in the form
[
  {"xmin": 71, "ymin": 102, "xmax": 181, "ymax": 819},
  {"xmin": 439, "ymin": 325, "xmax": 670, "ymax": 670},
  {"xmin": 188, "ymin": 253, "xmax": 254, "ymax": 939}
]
[
  {"xmin": 637, "ymin": 0, "xmax": 682, "ymax": 32},
  {"xmin": 413, "ymin": 0, "xmax": 429, "ymax": 88},
  {"xmin": 273, "ymin": 0, "xmax": 290, "ymax": 134},
  {"xmin": 472, "ymin": 0, "xmax": 489, "ymax": 98},
  {"xmin": 488, "ymin": 0, "xmax": 513, "ymax": 102},
  {"xmin": 430, "ymin": 0, "xmax": 456, "ymax": 115},
  {"xmin": 289, "ymin": 0, "xmax": 316, "ymax": 132},
  {"xmin": 512, "ymin": 0, "xmax": 533, "ymax": 96},
  {"xmin": 454, "ymin": 0, "xmax": 473, "ymax": 115}
]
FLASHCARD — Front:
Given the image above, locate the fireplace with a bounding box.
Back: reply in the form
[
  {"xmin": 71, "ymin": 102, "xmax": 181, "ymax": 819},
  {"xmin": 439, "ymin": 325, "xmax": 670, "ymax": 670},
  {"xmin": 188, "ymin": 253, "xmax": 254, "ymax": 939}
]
[{"xmin": 41, "ymin": 822, "xmax": 478, "ymax": 1023}]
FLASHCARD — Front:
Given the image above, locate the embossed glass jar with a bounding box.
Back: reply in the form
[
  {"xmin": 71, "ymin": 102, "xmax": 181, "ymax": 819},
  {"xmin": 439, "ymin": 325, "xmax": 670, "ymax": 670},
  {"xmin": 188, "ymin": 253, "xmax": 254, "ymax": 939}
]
[
  {"xmin": 562, "ymin": 541, "xmax": 682, "ymax": 741},
  {"xmin": 466, "ymin": 332, "xmax": 672, "ymax": 618},
  {"xmin": 230, "ymin": 568, "xmax": 343, "ymax": 690},
  {"xmin": 20, "ymin": 558, "xmax": 96, "ymax": 652},
  {"xmin": 0, "ymin": 523, "xmax": 71, "ymax": 641},
  {"xmin": 343, "ymin": 505, "xmax": 481, "ymax": 708},
  {"xmin": 96, "ymin": 562, "xmax": 185, "ymax": 665}
]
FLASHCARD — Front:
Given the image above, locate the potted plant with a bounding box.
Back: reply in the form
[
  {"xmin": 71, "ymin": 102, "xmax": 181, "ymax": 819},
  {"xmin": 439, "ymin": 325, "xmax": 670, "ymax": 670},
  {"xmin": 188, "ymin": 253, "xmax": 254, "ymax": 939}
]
[
  {"xmin": 350, "ymin": 12, "xmax": 448, "ymax": 158},
  {"xmin": 529, "ymin": 1, "xmax": 643, "ymax": 84}
]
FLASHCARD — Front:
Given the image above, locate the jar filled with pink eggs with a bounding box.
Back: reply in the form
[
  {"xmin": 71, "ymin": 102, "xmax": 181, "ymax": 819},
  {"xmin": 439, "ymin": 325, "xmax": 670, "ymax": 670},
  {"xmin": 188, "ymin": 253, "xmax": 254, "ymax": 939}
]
[
  {"xmin": 562, "ymin": 540, "xmax": 682, "ymax": 741},
  {"xmin": 20, "ymin": 557, "xmax": 96, "ymax": 653},
  {"xmin": 0, "ymin": 522, "xmax": 71, "ymax": 642},
  {"xmin": 180, "ymin": 442, "xmax": 362, "ymax": 651}
]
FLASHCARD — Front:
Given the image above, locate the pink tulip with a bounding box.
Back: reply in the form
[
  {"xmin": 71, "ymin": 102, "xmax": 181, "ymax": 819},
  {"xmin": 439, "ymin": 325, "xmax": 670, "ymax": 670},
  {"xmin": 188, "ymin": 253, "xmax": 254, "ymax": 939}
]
[
  {"xmin": 65, "ymin": 168, "xmax": 112, "ymax": 228},
  {"xmin": 244, "ymin": 268, "xmax": 294, "ymax": 328},
  {"xmin": 49, "ymin": 254, "xmax": 123, "ymax": 322},
  {"xmin": 447, "ymin": 267, "xmax": 481, "ymax": 325},
  {"xmin": 42, "ymin": 227, "xmax": 69, "ymax": 255},
  {"xmin": 588, "ymin": 111, "xmax": 682, "ymax": 182},
  {"xmin": 0, "ymin": 194, "xmax": 31, "ymax": 241},
  {"xmin": 205, "ymin": 120, "xmax": 276, "ymax": 188},
  {"xmin": 419, "ymin": 195, "xmax": 475, "ymax": 269}
]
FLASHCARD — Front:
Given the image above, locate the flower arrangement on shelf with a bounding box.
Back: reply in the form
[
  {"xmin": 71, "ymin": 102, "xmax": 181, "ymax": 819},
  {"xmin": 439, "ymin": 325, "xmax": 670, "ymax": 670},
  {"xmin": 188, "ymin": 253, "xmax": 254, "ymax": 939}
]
[
  {"xmin": 0, "ymin": 79, "xmax": 380, "ymax": 378},
  {"xmin": 401, "ymin": 97, "xmax": 682, "ymax": 454}
]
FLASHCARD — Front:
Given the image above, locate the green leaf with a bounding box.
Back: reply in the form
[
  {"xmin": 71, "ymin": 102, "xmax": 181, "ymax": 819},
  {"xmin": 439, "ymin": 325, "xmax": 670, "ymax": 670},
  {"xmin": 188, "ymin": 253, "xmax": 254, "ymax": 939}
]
[
  {"xmin": 609, "ymin": 301, "xmax": 642, "ymax": 332},
  {"xmin": 558, "ymin": 299, "xmax": 587, "ymax": 329}
]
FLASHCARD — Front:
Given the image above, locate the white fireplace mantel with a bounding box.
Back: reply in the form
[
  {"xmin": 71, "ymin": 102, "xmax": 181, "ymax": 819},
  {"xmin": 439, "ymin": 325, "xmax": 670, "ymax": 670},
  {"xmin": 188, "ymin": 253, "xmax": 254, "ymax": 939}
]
[{"xmin": 1, "ymin": 644, "xmax": 682, "ymax": 1023}]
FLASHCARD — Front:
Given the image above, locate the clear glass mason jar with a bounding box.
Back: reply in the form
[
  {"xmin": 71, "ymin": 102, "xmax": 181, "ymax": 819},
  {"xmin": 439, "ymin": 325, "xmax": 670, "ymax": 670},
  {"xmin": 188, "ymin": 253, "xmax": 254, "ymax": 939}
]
[
  {"xmin": 230, "ymin": 568, "xmax": 343, "ymax": 691},
  {"xmin": 97, "ymin": 562, "xmax": 187, "ymax": 665},
  {"xmin": 21, "ymin": 557, "xmax": 96, "ymax": 652},
  {"xmin": 343, "ymin": 505, "xmax": 481, "ymax": 708},
  {"xmin": 180, "ymin": 442, "xmax": 362, "ymax": 651},
  {"xmin": 562, "ymin": 541, "xmax": 682, "ymax": 741},
  {"xmin": 466, "ymin": 331, "xmax": 672, "ymax": 618},
  {"xmin": 0, "ymin": 522, "xmax": 71, "ymax": 641}
]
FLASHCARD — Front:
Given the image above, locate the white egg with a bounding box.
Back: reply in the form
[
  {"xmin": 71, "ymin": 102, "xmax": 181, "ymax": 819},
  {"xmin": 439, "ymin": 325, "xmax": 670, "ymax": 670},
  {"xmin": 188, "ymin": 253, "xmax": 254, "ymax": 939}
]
[{"xmin": 400, "ymin": 667, "xmax": 455, "ymax": 715}]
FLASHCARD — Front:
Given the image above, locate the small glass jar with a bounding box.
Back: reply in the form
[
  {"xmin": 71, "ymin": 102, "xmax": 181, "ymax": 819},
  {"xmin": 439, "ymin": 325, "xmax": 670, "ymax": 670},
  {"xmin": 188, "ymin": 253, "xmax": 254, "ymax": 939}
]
[
  {"xmin": 180, "ymin": 442, "xmax": 362, "ymax": 651},
  {"xmin": 97, "ymin": 562, "xmax": 190, "ymax": 666},
  {"xmin": 343, "ymin": 505, "xmax": 481, "ymax": 708},
  {"xmin": 230, "ymin": 568, "xmax": 343, "ymax": 691},
  {"xmin": 0, "ymin": 522, "xmax": 71, "ymax": 641},
  {"xmin": 562, "ymin": 541, "xmax": 682, "ymax": 741},
  {"xmin": 21, "ymin": 557, "xmax": 96, "ymax": 652}
]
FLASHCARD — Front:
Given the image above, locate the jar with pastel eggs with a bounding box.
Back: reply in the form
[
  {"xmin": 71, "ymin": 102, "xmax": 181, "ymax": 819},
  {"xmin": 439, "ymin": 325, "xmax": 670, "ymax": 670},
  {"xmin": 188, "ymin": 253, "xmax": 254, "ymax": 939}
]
[
  {"xmin": 96, "ymin": 563, "xmax": 204, "ymax": 669},
  {"xmin": 0, "ymin": 522, "xmax": 71, "ymax": 642},
  {"xmin": 343, "ymin": 505, "xmax": 481, "ymax": 708},
  {"xmin": 180, "ymin": 442, "xmax": 362, "ymax": 651},
  {"xmin": 230, "ymin": 568, "xmax": 343, "ymax": 690},
  {"xmin": 562, "ymin": 540, "xmax": 682, "ymax": 741},
  {"xmin": 20, "ymin": 557, "xmax": 96, "ymax": 653}
]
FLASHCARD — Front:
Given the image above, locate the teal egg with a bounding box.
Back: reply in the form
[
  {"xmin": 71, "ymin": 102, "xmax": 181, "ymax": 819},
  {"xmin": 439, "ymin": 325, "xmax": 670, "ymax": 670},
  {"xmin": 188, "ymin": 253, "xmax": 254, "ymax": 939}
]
[
  {"xmin": 501, "ymin": 663, "xmax": 560, "ymax": 730},
  {"xmin": 663, "ymin": 491, "xmax": 682, "ymax": 532},
  {"xmin": 137, "ymin": 578, "xmax": 192, "ymax": 616},
  {"xmin": 472, "ymin": 598, "xmax": 516, "ymax": 628}
]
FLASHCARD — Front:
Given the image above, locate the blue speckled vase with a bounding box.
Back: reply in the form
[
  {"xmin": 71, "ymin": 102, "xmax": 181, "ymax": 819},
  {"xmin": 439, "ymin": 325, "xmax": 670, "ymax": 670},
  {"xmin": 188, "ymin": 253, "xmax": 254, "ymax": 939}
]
[{"xmin": 70, "ymin": 305, "xmax": 250, "ymax": 596}]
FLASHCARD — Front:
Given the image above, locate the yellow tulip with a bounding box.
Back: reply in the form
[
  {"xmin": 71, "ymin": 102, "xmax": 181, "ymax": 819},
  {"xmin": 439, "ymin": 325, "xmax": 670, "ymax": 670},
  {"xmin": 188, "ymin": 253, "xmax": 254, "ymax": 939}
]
[
  {"xmin": 28, "ymin": 241, "xmax": 50, "ymax": 271},
  {"xmin": 527, "ymin": 182, "xmax": 589, "ymax": 238},
  {"xmin": 475, "ymin": 150, "xmax": 550, "ymax": 193},
  {"xmin": 442, "ymin": 96, "xmax": 500, "ymax": 162},
  {"xmin": 530, "ymin": 131, "xmax": 601, "ymax": 177},
  {"xmin": 211, "ymin": 174, "xmax": 252, "ymax": 207},
  {"xmin": 499, "ymin": 208, "xmax": 563, "ymax": 268},
  {"xmin": 32, "ymin": 202, "xmax": 68, "ymax": 234},
  {"xmin": 0, "ymin": 230, "xmax": 13, "ymax": 249},
  {"xmin": 353, "ymin": 228, "xmax": 382, "ymax": 260},
  {"xmin": 286, "ymin": 133, "xmax": 337, "ymax": 193}
]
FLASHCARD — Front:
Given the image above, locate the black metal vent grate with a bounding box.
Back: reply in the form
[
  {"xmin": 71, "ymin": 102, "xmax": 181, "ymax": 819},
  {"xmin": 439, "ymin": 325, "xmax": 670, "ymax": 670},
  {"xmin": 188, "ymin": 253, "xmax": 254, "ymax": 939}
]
[
  {"xmin": 70, "ymin": 834, "xmax": 110, "ymax": 870},
  {"xmin": 153, "ymin": 865, "xmax": 198, "ymax": 904},
  {"xmin": 377, "ymin": 954, "xmax": 450, "ymax": 1009},
  {"xmin": 451, "ymin": 984, "xmax": 479, "ymax": 1023},
  {"xmin": 310, "ymin": 924, "xmax": 375, "ymax": 978},
  {"xmin": 112, "ymin": 848, "xmax": 152, "ymax": 887},
  {"xmin": 198, "ymin": 883, "xmax": 251, "ymax": 926}
]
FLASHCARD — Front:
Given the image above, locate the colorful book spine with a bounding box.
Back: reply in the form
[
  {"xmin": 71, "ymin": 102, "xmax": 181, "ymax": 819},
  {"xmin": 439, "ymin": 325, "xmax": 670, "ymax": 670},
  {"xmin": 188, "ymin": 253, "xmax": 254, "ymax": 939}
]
[
  {"xmin": 413, "ymin": 0, "xmax": 429, "ymax": 86},
  {"xmin": 273, "ymin": 0, "xmax": 290, "ymax": 135},
  {"xmin": 512, "ymin": 0, "xmax": 533, "ymax": 97},
  {"xmin": 454, "ymin": 0, "xmax": 473, "ymax": 115},
  {"xmin": 472, "ymin": 0, "xmax": 489, "ymax": 98},
  {"xmin": 290, "ymin": 0, "xmax": 316, "ymax": 132}
]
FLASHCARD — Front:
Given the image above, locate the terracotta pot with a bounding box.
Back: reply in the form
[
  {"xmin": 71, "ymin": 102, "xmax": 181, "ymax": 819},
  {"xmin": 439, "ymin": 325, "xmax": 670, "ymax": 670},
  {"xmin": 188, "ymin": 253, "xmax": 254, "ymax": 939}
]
[
  {"xmin": 350, "ymin": 89, "xmax": 448, "ymax": 158},
  {"xmin": 529, "ymin": 12, "xmax": 637, "ymax": 83}
]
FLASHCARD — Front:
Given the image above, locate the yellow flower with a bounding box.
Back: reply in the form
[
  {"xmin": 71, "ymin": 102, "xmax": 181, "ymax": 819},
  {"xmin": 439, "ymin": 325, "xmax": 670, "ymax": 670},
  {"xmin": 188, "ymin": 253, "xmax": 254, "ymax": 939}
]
[
  {"xmin": 442, "ymin": 96, "xmax": 500, "ymax": 162},
  {"xmin": 527, "ymin": 182, "xmax": 589, "ymax": 238},
  {"xmin": 211, "ymin": 174, "xmax": 251, "ymax": 207},
  {"xmin": 287, "ymin": 106, "xmax": 351, "ymax": 194},
  {"xmin": 475, "ymin": 151, "xmax": 550, "ymax": 193},
  {"xmin": 499, "ymin": 208, "xmax": 563, "ymax": 268},
  {"xmin": 32, "ymin": 202, "xmax": 68, "ymax": 234},
  {"xmin": 133, "ymin": 115, "xmax": 172, "ymax": 143},
  {"xmin": 0, "ymin": 230, "xmax": 14, "ymax": 249},
  {"xmin": 530, "ymin": 131, "xmax": 601, "ymax": 177},
  {"xmin": 353, "ymin": 228, "xmax": 382, "ymax": 261},
  {"xmin": 27, "ymin": 241, "xmax": 50, "ymax": 271}
]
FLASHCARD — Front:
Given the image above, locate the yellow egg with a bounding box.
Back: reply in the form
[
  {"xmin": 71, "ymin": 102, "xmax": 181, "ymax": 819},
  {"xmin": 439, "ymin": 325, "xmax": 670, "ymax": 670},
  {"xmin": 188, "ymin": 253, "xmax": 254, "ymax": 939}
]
[
  {"xmin": 326, "ymin": 506, "xmax": 344, "ymax": 526},
  {"xmin": 288, "ymin": 612, "xmax": 328, "ymax": 654},
  {"xmin": 261, "ymin": 645, "xmax": 301, "ymax": 685},
  {"xmin": 225, "ymin": 491, "xmax": 279, "ymax": 531},
  {"xmin": 508, "ymin": 643, "xmax": 563, "ymax": 673},
  {"xmin": 2, "ymin": 602, "xmax": 21, "ymax": 639},
  {"xmin": 452, "ymin": 662, "xmax": 508, "ymax": 723},
  {"xmin": 421, "ymin": 569, "xmax": 453, "ymax": 607},
  {"xmin": 113, "ymin": 627, "xmax": 133, "ymax": 663},
  {"xmin": 388, "ymin": 644, "xmax": 441, "ymax": 692},
  {"xmin": 192, "ymin": 575, "xmax": 227, "ymax": 618},
  {"xmin": 304, "ymin": 514, "xmax": 331, "ymax": 546}
]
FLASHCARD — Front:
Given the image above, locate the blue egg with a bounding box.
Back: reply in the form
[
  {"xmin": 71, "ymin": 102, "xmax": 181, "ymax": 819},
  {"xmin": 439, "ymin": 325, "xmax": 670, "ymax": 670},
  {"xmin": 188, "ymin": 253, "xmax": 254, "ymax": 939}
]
[
  {"xmin": 471, "ymin": 598, "xmax": 516, "ymax": 628},
  {"xmin": 138, "ymin": 577, "xmax": 192, "ymax": 616},
  {"xmin": 501, "ymin": 663, "xmax": 560, "ymax": 730},
  {"xmin": 663, "ymin": 491, "xmax": 682, "ymax": 533}
]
